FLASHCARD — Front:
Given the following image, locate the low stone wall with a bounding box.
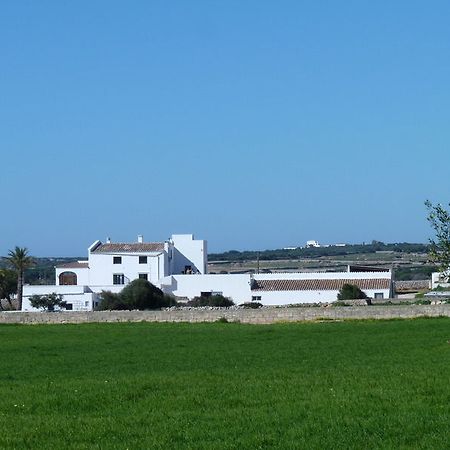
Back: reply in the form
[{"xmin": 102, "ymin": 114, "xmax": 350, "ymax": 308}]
[
  {"xmin": 1, "ymin": 304, "xmax": 450, "ymax": 325},
  {"xmin": 394, "ymin": 280, "xmax": 431, "ymax": 292}
]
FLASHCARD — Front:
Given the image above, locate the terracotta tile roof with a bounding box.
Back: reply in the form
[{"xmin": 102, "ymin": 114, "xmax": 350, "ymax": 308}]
[
  {"xmin": 251, "ymin": 278, "xmax": 391, "ymax": 291},
  {"xmin": 56, "ymin": 262, "xmax": 89, "ymax": 269},
  {"xmin": 92, "ymin": 243, "xmax": 165, "ymax": 253}
]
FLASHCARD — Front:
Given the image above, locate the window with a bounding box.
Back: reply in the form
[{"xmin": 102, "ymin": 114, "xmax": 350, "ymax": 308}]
[
  {"xmin": 59, "ymin": 271, "xmax": 77, "ymax": 285},
  {"xmin": 84, "ymin": 301, "xmax": 89, "ymax": 307},
  {"xmin": 252, "ymin": 296, "xmax": 262, "ymax": 301},
  {"xmin": 374, "ymin": 293, "xmax": 384, "ymax": 299},
  {"xmin": 65, "ymin": 303, "xmax": 73, "ymax": 311},
  {"xmin": 139, "ymin": 273, "xmax": 148, "ymax": 280},
  {"xmin": 139, "ymin": 256, "xmax": 147, "ymax": 264},
  {"xmin": 113, "ymin": 274, "xmax": 125, "ymax": 285},
  {"xmin": 113, "ymin": 256, "xmax": 122, "ymax": 264}
]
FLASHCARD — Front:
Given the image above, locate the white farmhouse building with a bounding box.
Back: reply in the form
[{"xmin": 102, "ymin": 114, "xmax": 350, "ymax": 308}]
[
  {"xmin": 22, "ymin": 234, "xmax": 393, "ymax": 311},
  {"xmin": 431, "ymin": 271, "xmax": 450, "ymax": 289}
]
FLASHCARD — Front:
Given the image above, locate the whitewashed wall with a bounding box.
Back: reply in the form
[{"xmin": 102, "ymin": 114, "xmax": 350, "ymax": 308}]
[
  {"xmin": 253, "ymin": 271, "xmax": 392, "ymax": 281},
  {"xmin": 254, "ymin": 288, "xmax": 391, "ymax": 306},
  {"xmin": 161, "ymin": 271, "xmax": 392, "ymax": 305},
  {"xmin": 160, "ymin": 274, "xmax": 251, "ymax": 303},
  {"xmin": 170, "ymin": 234, "xmax": 207, "ymax": 275},
  {"xmin": 56, "ymin": 265, "xmax": 90, "ymax": 286},
  {"xmin": 22, "ymin": 285, "xmax": 95, "ymax": 312},
  {"xmin": 252, "ymin": 271, "xmax": 392, "ymax": 305},
  {"xmin": 88, "ymin": 252, "xmax": 164, "ymax": 285},
  {"xmin": 431, "ymin": 272, "xmax": 450, "ymax": 289}
]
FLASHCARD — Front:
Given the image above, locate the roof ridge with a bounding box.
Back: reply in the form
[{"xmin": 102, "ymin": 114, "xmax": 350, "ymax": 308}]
[{"xmin": 92, "ymin": 242, "xmax": 165, "ymax": 253}]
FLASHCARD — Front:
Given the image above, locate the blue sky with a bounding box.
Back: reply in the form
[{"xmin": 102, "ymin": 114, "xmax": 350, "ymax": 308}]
[{"xmin": 1, "ymin": 1, "xmax": 450, "ymax": 256}]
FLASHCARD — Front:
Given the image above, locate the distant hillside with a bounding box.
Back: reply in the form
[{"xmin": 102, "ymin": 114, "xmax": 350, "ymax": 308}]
[{"xmin": 209, "ymin": 242, "xmax": 429, "ymax": 262}]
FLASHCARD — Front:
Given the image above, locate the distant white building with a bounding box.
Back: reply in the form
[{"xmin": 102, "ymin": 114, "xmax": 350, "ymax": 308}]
[
  {"xmin": 22, "ymin": 234, "xmax": 393, "ymax": 311},
  {"xmin": 306, "ymin": 240, "xmax": 321, "ymax": 248},
  {"xmin": 431, "ymin": 271, "xmax": 450, "ymax": 290}
]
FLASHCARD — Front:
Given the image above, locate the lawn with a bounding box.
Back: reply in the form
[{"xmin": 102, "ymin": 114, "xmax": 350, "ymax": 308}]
[{"xmin": 0, "ymin": 319, "xmax": 449, "ymax": 449}]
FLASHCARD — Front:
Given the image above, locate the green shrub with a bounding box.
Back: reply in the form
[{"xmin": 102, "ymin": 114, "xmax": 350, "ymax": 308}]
[
  {"xmin": 97, "ymin": 291, "xmax": 127, "ymax": 310},
  {"xmin": 97, "ymin": 279, "xmax": 177, "ymax": 310},
  {"xmin": 432, "ymin": 285, "xmax": 450, "ymax": 292},
  {"xmin": 240, "ymin": 302, "xmax": 263, "ymax": 309},
  {"xmin": 215, "ymin": 317, "xmax": 229, "ymax": 323},
  {"xmin": 337, "ymin": 284, "xmax": 368, "ymax": 301},
  {"xmin": 414, "ymin": 299, "xmax": 431, "ymax": 305},
  {"xmin": 30, "ymin": 293, "xmax": 67, "ymax": 311},
  {"xmin": 187, "ymin": 295, "xmax": 234, "ymax": 307}
]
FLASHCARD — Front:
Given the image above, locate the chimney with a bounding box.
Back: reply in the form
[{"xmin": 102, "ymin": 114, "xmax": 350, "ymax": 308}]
[
  {"xmin": 106, "ymin": 237, "xmax": 111, "ymax": 243},
  {"xmin": 137, "ymin": 235, "xmax": 143, "ymax": 243}
]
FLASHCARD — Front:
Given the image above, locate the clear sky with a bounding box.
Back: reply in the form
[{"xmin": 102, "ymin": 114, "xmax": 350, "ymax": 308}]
[{"xmin": 1, "ymin": 1, "xmax": 450, "ymax": 256}]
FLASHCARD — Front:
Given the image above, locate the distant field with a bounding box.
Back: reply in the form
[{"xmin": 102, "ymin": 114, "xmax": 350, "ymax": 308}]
[
  {"xmin": 1, "ymin": 319, "xmax": 449, "ymax": 449},
  {"xmin": 209, "ymin": 252, "xmax": 431, "ymax": 278}
]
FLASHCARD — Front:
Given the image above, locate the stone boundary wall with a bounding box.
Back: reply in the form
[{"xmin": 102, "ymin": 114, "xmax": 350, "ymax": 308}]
[
  {"xmin": 394, "ymin": 280, "xmax": 431, "ymax": 292},
  {"xmin": 1, "ymin": 304, "xmax": 450, "ymax": 325}
]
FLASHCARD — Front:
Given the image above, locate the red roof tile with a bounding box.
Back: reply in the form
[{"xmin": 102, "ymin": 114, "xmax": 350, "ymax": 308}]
[
  {"xmin": 92, "ymin": 243, "xmax": 165, "ymax": 253},
  {"xmin": 56, "ymin": 262, "xmax": 89, "ymax": 269},
  {"xmin": 252, "ymin": 278, "xmax": 391, "ymax": 291}
]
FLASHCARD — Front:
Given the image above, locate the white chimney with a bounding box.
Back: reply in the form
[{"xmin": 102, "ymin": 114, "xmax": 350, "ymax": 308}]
[
  {"xmin": 138, "ymin": 235, "xmax": 143, "ymax": 243},
  {"xmin": 106, "ymin": 237, "xmax": 111, "ymax": 243}
]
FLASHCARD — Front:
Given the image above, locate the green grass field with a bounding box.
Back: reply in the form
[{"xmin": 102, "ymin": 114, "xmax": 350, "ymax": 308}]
[{"xmin": 1, "ymin": 319, "xmax": 449, "ymax": 449}]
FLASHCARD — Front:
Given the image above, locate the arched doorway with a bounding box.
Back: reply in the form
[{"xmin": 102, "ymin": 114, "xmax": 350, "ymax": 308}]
[{"xmin": 59, "ymin": 271, "xmax": 77, "ymax": 285}]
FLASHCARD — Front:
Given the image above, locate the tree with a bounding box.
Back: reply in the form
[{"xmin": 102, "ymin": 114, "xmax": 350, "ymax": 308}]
[
  {"xmin": 120, "ymin": 278, "xmax": 166, "ymax": 309},
  {"xmin": 97, "ymin": 279, "xmax": 175, "ymax": 310},
  {"xmin": 0, "ymin": 269, "xmax": 17, "ymax": 310},
  {"xmin": 6, "ymin": 247, "xmax": 34, "ymax": 311},
  {"xmin": 337, "ymin": 284, "xmax": 368, "ymax": 301},
  {"xmin": 425, "ymin": 200, "xmax": 450, "ymax": 278},
  {"xmin": 187, "ymin": 294, "xmax": 234, "ymax": 307},
  {"xmin": 97, "ymin": 290, "xmax": 127, "ymax": 310},
  {"xmin": 30, "ymin": 293, "xmax": 67, "ymax": 311}
]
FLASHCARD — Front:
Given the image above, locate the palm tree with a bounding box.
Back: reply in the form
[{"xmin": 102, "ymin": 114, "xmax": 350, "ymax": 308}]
[{"xmin": 6, "ymin": 247, "xmax": 34, "ymax": 311}]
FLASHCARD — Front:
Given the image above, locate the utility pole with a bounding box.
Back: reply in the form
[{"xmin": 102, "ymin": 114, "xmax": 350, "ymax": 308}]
[{"xmin": 256, "ymin": 251, "xmax": 260, "ymax": 274}]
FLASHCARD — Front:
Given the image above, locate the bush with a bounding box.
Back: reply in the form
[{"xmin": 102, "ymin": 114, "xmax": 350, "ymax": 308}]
[
  {"xmin": 187, "ymin": 294, "xmax": 234, "ymax": 307},
  {"xmin": 97, "ymin": 291, "xmax": 127, "ymax": 310},
  {"xmin": 120, "ymin": 279, "xmax": 166, "ymax": 310},
  {"xmin": 97, "ymin": 279, "xmax": 177, "ymax": 310},
  {"xmin": 216, "ymin": 317, "xmax": 229, "ymax": 323},
  {"xmin": 164, "ymin": 295, "xmax": 178, "ymax": 307},
  {"xmin": 30, "ymin": 293, "xmax": 67, "ymax": 311},
  {"xmin": 337, "ymin": 284, "xmax": 368, "ymax": 301},
  {"xmin": 433, "ymin": 285, "xmax": 450, "ymax": 292},
  {"xmin": 240, "ymin": 302, "xmax": 263, "ymax": 309},
  {"xmin": 414, "ymin": 299, "xmax": 432, "ymax": 305}
]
